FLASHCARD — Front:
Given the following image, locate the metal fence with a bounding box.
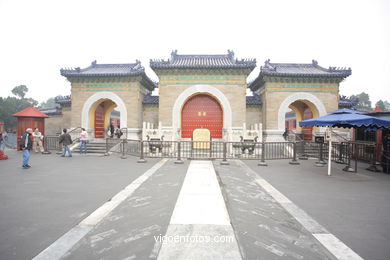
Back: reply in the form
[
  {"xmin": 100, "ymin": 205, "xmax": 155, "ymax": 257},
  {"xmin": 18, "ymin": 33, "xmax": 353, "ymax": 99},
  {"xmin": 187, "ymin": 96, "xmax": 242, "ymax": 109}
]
[
  {"xmin": 118, "ymin": 139, "xmax": 297, "ymax": 162},
  {"xmin": 115, "ymin": 139, "xmax": 389, "ymax": 172},
  {"xmin": 43, "ymin": 135, "xmax": 61, "ymax": 152},
  {"xmin": 41, "ymin": 135, "xmax": 388, "ymax": 173}
]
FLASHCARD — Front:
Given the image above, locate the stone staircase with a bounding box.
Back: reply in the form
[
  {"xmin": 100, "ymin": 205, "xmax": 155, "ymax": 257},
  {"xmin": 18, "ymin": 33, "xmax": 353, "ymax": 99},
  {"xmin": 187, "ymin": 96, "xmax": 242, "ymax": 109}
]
[{"xmin": 73, "ymin": 141, "xmax": 109, "ymax": 154}]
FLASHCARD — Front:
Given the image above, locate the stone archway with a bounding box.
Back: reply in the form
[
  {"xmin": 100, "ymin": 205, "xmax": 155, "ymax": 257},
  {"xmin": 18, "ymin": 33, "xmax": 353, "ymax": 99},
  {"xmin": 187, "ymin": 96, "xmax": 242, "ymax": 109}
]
[
  {"xmin": 278, "ymin": 92, "xmax": 327, "ymax": 131},
  {"xmin": 172, "ymin": 85, "xmax": 232, "ymax": 139},
  {"xmin": 181, "ymin": 94, "xmax": 223, "ymax": 138},
  {"xmin": 81, "ymin": 91, "xmax": 127, "ymax": 132}
]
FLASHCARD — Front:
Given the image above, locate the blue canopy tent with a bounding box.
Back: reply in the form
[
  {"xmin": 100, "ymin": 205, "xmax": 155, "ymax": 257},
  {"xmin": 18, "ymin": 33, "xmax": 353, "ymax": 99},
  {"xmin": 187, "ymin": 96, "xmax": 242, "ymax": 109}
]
[{"xmin": 300, "ymin": 111, "xmax": 390, "ymax": 175}]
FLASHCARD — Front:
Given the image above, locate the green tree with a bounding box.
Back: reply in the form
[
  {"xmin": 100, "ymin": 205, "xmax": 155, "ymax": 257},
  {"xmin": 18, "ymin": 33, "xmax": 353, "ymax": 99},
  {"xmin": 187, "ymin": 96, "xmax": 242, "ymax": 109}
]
[
  {"xmin": 350, "ymin": 92, "xmax": 372, "ymax": 111},
  {"xmin": 375, "ymin": 100, "xmax": 386, "ymax": 111},
  {"xmin": 0, "ymin": 86, "xmax": 38, "ymax": 128},
  {"xmin": 384, "ymin": 101, "xmax": 390, "ymax": 111},
  {"xmin": 11, "ymin": 85, "xmax": 28, "ymax": 99}
]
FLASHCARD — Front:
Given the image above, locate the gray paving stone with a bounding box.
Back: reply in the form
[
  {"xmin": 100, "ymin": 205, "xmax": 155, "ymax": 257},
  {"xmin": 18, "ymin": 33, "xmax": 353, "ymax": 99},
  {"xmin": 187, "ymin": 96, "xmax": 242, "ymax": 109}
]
[
  {"xmin": 214, "ymin": 160, "xmax": 335, "ymax": 260},
  {"xmin": 64, "ymin": 160, "xmax": 189, "ymax": 259},
  {"xmin": 243, "ymin": 159, "xmax": 390, "ymax": 260},
  {"xmin": 0, "ymin": 149, "xmax": 159, "ymax": 260}
]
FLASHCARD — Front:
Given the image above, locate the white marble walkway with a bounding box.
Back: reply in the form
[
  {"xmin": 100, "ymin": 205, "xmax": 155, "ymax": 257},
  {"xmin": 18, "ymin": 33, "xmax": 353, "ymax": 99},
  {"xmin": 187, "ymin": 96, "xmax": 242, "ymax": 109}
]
[{"xmin": 157, "ymin": 160, "xmax": 242, "ymax": 260}]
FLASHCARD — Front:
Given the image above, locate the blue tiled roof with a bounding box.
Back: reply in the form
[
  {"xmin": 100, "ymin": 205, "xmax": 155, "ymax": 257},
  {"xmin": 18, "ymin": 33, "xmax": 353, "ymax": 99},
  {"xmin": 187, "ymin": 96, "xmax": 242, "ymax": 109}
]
[
  {"xmin": 260, "ymin": 59, "xmax": 351, "ymax": 77},
  {"xmin": 250, "ymin": 60, "xmax": 352, "ymax": 91},
  {"xmin": 143, "ymin": 94, "xmax": 159, "ymax": 104},
  {"xmin": 150, "ymin": 50, "xmax": 256, "ymax": 70},
  {"xmin": 39, "ymin": 107, "xmax": 62, "ymax": 115},
  {"xmin": 339, "ymin": 95, "xmax": 359, "ymax": 108},
  {"xmin": 55, "ymin": 95, "xmax": 71, "ymax": 105},
  {"xmin": 61, "ymin": 60, "xmax": 156, "ymax": 90},
  {"xmin": 61, "ymin": 60, "xmax": 145, "ymax": 77},
  {"xmin": 246, "ymin": 94, "xmax": 262, "ymax": 105}
]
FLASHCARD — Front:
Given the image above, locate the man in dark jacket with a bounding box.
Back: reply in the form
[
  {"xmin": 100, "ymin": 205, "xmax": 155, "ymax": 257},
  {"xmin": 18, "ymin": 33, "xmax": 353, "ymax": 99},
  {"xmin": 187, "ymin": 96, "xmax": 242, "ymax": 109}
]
[
  {"xmin": 59, "ymin": 128, "xmax": 73, "ymax": 157},
  {"xmin": 20, "ymin": 128, "xmax": 33, "ymax": 169}
]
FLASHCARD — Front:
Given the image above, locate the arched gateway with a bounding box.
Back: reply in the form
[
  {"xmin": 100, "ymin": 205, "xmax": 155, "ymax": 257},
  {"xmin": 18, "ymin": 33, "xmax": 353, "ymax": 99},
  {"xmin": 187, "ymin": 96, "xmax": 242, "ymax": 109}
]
[
  {"xmin": 181, "ymin": 94, "xmax": 223, "ymax": 138},
  {"xmin": 81, "ymin": 91, "xmax": 128, "ymax": 138},
  {"xmin": 250, "ymin": 60, "xmax": 351, "ymax": 141},
  {"xmin": 60, "ymin": 60, "xmax": 156, "ymax": 139}
]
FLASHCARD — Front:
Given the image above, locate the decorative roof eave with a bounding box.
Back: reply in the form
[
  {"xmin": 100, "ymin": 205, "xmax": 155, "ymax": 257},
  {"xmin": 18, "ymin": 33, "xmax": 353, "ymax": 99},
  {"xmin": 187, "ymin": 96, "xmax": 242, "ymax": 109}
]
[
  {"xmin": 60, "ymin": 60, "xmax": 157, "ymax": 91},
  {"xmin": 39, "ymin": 107, "xmax": 62, "ymax": 116},
  {"xmin": 152, "ymin": 68, "xmax": 256, "ymax": 77},
  {"xmin": 60, "ymin": 70, "xmax": 145, "ymax": 77},
  {"xmin": 140, "ymin": 75, "xmax": 157, "ymax": 91},
  {"xmin": 150, "ymin": 50, "xmax": 256, "ymax": 75},
  {"xmin": 142, "ymin": 94, "xmax": 159, "ymax": 105},
  {"xmin": 60, "ymin": 60, "xmax": 145, "ymax": 77},
  {"xmin": 150, "ymin": 64, "xmax": 257, "ymax": 70},
  {"xmin": 55, "ymin": 95, "xmax": 71, "ymax": 105},
  {"xmin": 246, "ymin": 94, "xmax": 262, "ymax": 105},
  {"xmin": 338, "ymin": 95, "xmax": 359, "ymax": 108},
  {"xmin": 259, "ymin": 71, "xmax": 352, "ymax": 78},
  {"xmin": 249, "ymin": 76, "xmax": 266, "ymax": 91},
  {"xmin": 250, "ymin": 73, "xmax": 351, "ymax": 91},
  {"xmin": 61, "ymin": 74, "xmax": 156, "ymax": 91},
  {"xmin": 250, "ymin": 59, "xmax": 352, "ymax": 91},
  {"xmin": 12, "ymin": 106, "xmax": 49, "ymax": 118}
]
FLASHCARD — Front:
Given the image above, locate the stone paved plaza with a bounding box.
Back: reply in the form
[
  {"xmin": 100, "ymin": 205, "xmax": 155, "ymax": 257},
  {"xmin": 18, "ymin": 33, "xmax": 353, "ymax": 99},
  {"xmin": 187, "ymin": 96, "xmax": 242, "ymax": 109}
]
[{"xmin": 1, "ymin": 149, "xmax": 390, "ymax": 259}]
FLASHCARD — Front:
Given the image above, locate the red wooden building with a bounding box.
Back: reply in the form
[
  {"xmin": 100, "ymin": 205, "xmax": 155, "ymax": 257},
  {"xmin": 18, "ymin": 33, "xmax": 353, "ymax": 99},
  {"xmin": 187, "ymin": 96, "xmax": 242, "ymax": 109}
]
[{"xmin": 13, "ymin": 106, "xmax": 48, "ymax": 149}]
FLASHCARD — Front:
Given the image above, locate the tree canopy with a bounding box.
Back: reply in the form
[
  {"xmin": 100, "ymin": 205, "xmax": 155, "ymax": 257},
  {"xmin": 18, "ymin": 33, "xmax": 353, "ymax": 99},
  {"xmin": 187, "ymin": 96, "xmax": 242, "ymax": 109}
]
[
  {"xmin": 375, "ymin": 100, "xmax": 390, "ymax": 112},
  {"xmin": 11, "ymin": 85, "xmax": 28, "ymax": 99},
  {"xmin": 0, "ymin": 86, "xmax": 38, "ymax": 128},
  {"xmin": 350, "ymin": 92, "xmax": 372, "ymax": 111}
]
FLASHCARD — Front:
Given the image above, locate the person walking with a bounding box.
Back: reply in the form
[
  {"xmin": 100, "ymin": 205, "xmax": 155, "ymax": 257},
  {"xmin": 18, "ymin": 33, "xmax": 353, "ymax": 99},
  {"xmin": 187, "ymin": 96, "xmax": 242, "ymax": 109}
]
[
  {"xmin": 20, "ymin": 128, "xmax": 33, "ymax": 169},
  {"xmin": 109, "ymin": 123, "xmax": 115, "ymax": 138},
  {"xmin": 32, "ymin": 128, "xmax": 44, "ymax": 153},
  {"xmin": 79, "ymin": 128, "xmax": 88, "ymax": 154},
  {"xmin": 59, "ymin": 128, "xmax": 73, "ymax": 157},
  {"xmin": 115, "ymin": 126, "xmax": 123, "ymax": 139}
]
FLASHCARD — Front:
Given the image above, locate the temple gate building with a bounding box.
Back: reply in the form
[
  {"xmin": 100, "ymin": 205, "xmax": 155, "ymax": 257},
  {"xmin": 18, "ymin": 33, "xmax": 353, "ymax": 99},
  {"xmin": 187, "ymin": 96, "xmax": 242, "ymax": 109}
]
[{"xmin": 57, "ymin": 51, "xmax": 351, "ymax": 141}]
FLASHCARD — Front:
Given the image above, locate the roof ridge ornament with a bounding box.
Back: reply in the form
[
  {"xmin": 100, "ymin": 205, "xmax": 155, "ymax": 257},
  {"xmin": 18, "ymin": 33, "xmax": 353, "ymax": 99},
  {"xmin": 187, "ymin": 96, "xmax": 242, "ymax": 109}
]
[
  {"xmin": 91, "ymin": 60, "xmax": 97, "ymax": 66},
  {"xmin": 312, "ymin": 59, "xmax": 318, "ymax": 65},
  {"xmin": 227, "ymin": 50, "xmax": 234, "ymax": 60},
  {"xmin": 134, "ymin": 60, "xmax": 142, "ymax": 70},
  {"xmin": 263, "ymin": 59, "xmax": 275, "ymax": 70},
  {"xmin": 171, "ymin": 50, "xmax": 178, "ymax": 61}
]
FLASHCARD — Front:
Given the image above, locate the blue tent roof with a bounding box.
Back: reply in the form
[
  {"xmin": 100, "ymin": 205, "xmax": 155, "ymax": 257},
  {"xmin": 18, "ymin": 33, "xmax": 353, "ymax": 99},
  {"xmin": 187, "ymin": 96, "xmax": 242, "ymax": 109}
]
[
  {"xmin": 299, "ymin": 112, "xmax": 390, "ymax": 128},
  {"xmin": 328, "ymin": 108, "xmax": 365, "ymax": 114}
]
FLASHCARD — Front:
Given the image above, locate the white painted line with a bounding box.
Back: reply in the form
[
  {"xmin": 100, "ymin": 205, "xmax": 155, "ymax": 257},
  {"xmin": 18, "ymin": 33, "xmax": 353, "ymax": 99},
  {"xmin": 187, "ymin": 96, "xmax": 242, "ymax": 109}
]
[
  {"xmin": 169, "ymin": 161, "xmax": 231, "ymax": 225},
  {"xmin": 32, "ymin": 226, "xmax": 93, "ymax": 260},
  {"xmin": 256, "ymin": 179, "xmax": 292, "ymax": 203},
  {"xmin": 314, "ymin": 234, "xmax": 364, "ymax": 260},
  {"xmin": 33, "ymin": 158, "xmax": 168, "ymax": 260},
  {"xmin": 157, "ymin": 160, "xmax": 242, "ymax": 260},
  {"xmin": 236, "ymin": 160, "xmax": 364, "ymax": 260}
]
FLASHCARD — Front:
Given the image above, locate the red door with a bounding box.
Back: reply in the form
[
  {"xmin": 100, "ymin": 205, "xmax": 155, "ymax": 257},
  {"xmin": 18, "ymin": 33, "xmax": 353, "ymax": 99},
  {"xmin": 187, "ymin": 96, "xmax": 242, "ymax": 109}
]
[
  {"xmin": 181, "ymin": 94, "xmax": 223, "ymax": 138},
  {"xmin": 94, "ymin": 104, "xmax": 104, "ymax": 138},
  {"xmin": 302, "ymin": 108, "xmax": 313, "ymax": 140}
]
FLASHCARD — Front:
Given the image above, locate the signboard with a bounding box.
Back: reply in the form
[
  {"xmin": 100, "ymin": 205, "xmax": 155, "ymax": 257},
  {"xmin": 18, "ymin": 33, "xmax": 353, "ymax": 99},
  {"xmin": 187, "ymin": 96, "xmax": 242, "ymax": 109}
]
[{"xmin": 192, "ymin": 128, "xmax": 211, "ymax": 149}]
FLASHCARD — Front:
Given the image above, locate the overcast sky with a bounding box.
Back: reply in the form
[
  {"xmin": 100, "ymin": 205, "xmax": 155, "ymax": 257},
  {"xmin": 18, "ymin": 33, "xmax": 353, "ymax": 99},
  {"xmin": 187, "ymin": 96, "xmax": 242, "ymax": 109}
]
[{"xmin": 0, "ymin": 0, "xmax": 389, "ymax": 105}]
